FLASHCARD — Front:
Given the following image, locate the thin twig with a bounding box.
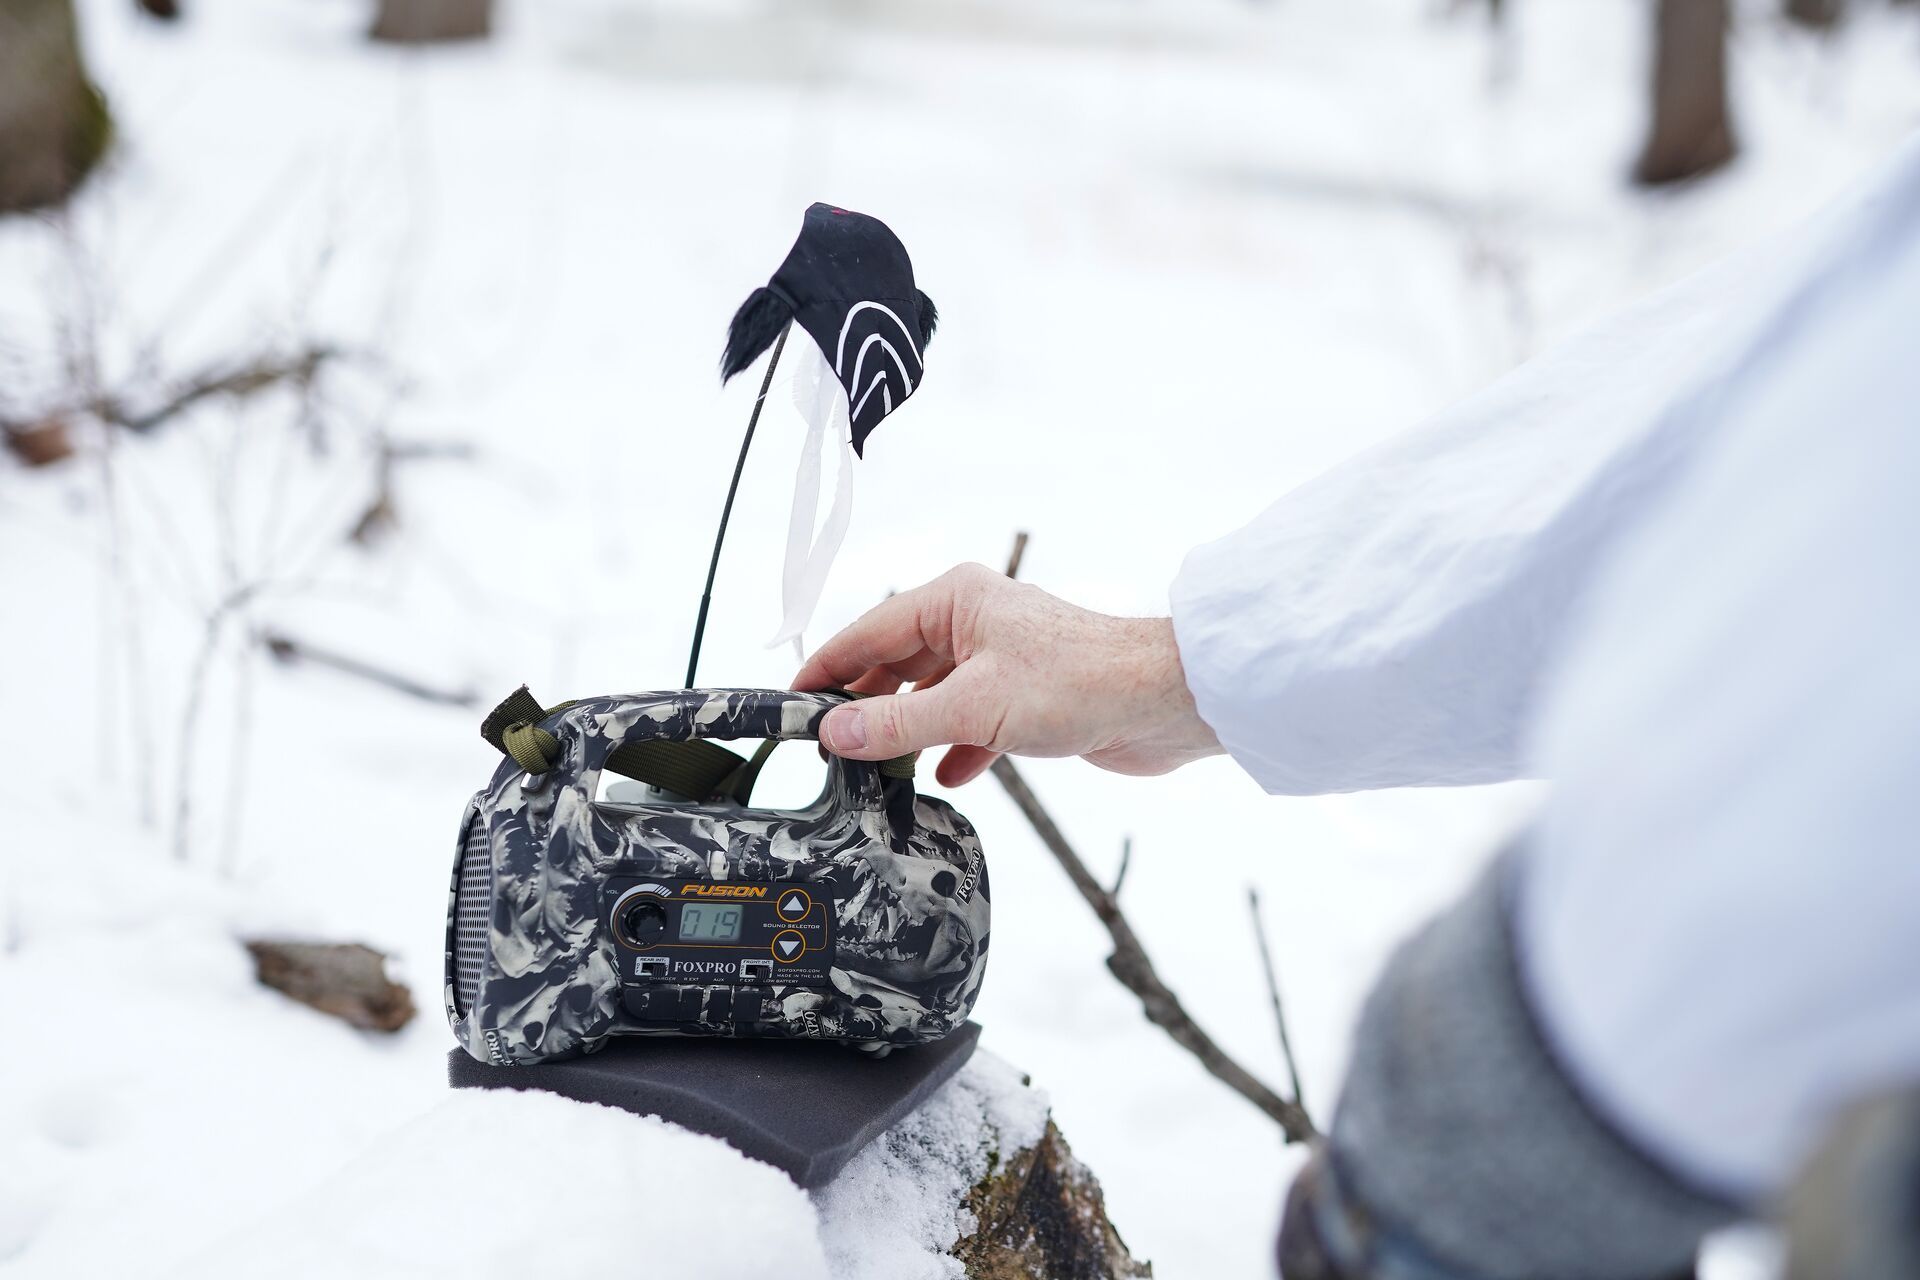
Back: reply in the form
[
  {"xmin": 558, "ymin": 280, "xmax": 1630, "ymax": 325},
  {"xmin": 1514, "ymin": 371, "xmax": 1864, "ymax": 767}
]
[
  {"xmin": 1003, "ymin": 530, "xmax": 1029, "ymax": 581},
  {"xmin": 221, "ymin": 630, "xmax": 257, "ymax": 879},
  {"xmin": 990, "ymin": 757, "xmax": 1315, "ymax": 1142},
  {"xmin": 1249, "ymin": 885, "xmax": 1309, "ymax": 1118},
  {"xmin": 1111, "ymin": 835, "xmax": 1133, "ymax": 897},
  {"xmin": 174, "ymin": 584, "xmax": 260, "ymax": 861},
  {"xmin": 342, "ymin": 435, "xmax": 476, "ymax": 548},
  {"xmin": 100, "ymin": 347, "xmax": 336, "ymax": 435},
  {"xmin": 65, "ymin": 223, "xmax": 161, "ymax": 829},
  {"xmin": 258, "ymin": 630, "xmax": 478, "ymax": 708},
  {"xmin": 992, "ymin": 530, "xmax": 1315, "ymax": 1142}
]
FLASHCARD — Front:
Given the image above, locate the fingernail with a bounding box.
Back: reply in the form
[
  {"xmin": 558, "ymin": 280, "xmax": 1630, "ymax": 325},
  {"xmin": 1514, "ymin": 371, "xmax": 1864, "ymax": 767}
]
[{"xmin": 823, "ymin": 709, "xmax": 867, "ymax": 753}]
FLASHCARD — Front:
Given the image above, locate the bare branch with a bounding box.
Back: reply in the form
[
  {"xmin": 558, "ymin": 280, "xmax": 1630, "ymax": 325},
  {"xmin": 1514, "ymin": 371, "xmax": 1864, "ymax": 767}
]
[
  {"xmin": 1249, "ymin": 885, "xmax": 1310, "ymax": 1120},
  {"xmin": 99, "ymin": 346, "xmax": 336, "ymax": 436},
  {"xmin": 990, "ymin": 757, "xmax": 1315, "ymax": 1142},
  {"xmin": 994, "ymin": 530, "xmax": 1315, "ymax": 1142},
  {"xmin": 258, "ymin": 630, "xmax": 478, "ymax": 708},
  {"xmin": 1003, "ymin": 530, "xmax": 1029, "ymax": 581},
  {"xmin": 1111, "ymin": 835, "xmax": 1133, "ymax": 898},
  {"xmin": 336, "ymin": 434, "xmax": 473, "ymax": 549},
  {"xmin": 348, "ymin": 436, "xmax": 400, "ymax": 547}
]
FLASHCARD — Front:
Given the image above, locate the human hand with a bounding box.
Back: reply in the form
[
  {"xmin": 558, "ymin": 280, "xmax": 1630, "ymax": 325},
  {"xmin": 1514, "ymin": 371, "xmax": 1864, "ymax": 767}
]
[{"xmin": 791, "ymin": 563, "xmax": 1221, "ymax": 787}]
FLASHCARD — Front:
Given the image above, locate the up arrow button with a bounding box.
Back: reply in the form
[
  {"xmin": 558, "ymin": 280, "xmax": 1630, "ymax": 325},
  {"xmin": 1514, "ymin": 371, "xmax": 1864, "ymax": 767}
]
[{"xmin": 776, "ymin": 890, "xmax": 811, "ymax": 921}]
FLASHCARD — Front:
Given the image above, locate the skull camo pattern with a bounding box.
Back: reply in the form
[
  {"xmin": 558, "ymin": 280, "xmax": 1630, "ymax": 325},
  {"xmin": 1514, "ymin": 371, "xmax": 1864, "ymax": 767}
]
[{"xmin": 445, "ymin": 689, "xmax": 990, "ymax": 1066}]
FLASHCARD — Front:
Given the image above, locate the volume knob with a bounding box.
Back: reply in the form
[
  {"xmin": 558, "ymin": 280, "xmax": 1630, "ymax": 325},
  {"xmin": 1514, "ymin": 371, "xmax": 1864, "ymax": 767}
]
[{"xmin": 620, "ymin": 901, "xmax": 668, "ymax": 947}]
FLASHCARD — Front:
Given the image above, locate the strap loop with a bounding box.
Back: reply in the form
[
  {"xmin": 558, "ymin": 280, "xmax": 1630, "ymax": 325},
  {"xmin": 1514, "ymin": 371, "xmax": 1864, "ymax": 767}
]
[{"xmin": 501, "ymin": 721, "xmax": 560, "ymax": 774}]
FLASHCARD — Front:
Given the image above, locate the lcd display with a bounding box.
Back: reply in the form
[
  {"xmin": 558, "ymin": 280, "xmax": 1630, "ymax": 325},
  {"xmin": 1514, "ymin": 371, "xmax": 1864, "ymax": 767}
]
[{"xmin": 678, "ymin": 903, "xmax": 744, "ymax": 943}]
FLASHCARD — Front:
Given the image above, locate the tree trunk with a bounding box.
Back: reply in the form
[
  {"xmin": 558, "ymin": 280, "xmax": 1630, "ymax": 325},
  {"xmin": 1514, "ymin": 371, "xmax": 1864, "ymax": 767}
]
[
  {"xmin": 1785, "ymin": 0, "xmax": 1844, "ymax": 27},
  {"xmin": 368, "ymin": 0, "xmax": 492, "ymax": 44},
  {"xmin": 0, "ymin": 0, "xmax": 112, "ymax": 214},
  {"xmin": 1634, "ymin": 0, "xmax": 1738, "ymax": 187}
]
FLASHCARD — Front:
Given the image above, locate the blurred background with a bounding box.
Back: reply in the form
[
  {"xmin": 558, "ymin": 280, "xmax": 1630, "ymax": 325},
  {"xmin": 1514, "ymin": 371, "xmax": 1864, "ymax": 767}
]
[{"xmin": 3, "ymin": 0, "xmax": 1918, "ymax": 1276}]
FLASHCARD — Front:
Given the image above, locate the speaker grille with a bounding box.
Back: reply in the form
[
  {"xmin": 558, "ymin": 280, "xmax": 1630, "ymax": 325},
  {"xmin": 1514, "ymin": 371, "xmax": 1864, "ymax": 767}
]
[{"xmin": 451, "ymin": 816, "xmax": 491, "ymax": 1016}]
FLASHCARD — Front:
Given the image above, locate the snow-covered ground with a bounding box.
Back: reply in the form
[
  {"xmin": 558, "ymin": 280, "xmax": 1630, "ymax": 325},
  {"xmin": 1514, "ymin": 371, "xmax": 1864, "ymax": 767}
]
[{"xmin": 4, "ymin": 0, "xmax": 1918, "ymax": 1275}]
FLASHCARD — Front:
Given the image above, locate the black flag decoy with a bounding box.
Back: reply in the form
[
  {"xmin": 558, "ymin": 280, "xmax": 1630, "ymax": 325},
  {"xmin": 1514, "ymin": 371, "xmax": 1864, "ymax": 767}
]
[{"xmin": 722, "ymin": 202, "xmax": 938, "ymax": 456}]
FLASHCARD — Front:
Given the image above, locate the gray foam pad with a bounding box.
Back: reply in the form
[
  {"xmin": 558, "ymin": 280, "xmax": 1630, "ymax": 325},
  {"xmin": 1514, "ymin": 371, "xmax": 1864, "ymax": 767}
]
[{"xmin": 447, "ymin": 1023, "xmax": 980, "ymax": 1189}]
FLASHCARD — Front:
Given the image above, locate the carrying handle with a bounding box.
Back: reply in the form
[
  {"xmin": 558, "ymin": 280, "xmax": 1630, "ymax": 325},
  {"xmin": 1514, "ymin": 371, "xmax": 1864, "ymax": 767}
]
[
  {"xmin": 593, "ymin": 688, "xmax": 855, "ymax": 749},
  {"xmin": 573, "ymin": 688, "xmax": 889, "ymax": 812},
  {"xmin": 490, "ymin": 688, "xmax": 904, "ymax": 813}
]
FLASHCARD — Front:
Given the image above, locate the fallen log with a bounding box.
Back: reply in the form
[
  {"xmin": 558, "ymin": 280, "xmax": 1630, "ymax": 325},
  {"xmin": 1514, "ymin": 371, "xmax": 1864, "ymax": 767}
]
[{"xmin": 245, "ymin": 939, "xmax": 416, "ymax": 1033}]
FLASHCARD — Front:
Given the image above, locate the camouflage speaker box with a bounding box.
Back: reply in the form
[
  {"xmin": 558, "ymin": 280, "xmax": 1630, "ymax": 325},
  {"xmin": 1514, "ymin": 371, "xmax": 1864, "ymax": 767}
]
[{"xmin": 445, "ymin": 689, "xmax": 990, "ymax": 1066}]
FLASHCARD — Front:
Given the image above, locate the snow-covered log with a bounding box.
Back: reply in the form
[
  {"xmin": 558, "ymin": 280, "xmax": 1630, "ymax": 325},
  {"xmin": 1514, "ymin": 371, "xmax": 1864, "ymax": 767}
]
[{"xmin": 819, "ymin": 1052, "xmax": 1152, "ymax": 1279}]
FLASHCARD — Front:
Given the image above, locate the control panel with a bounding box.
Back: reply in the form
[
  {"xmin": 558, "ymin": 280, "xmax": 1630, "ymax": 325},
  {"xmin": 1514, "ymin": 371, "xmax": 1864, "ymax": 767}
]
[{"xmin": 604, "ymin": 878, "xmax": 835, "ymax": 992}]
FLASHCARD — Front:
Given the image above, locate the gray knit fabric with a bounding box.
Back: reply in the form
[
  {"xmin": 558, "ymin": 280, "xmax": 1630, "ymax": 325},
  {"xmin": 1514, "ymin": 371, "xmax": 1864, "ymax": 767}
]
[{"xmin": 1330, "ymin": 851, "xmax": 1737, "ymax": 1280}]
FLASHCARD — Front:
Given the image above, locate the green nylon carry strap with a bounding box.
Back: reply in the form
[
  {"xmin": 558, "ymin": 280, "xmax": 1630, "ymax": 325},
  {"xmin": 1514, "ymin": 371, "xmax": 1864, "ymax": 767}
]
[
  {"xmin": 605, "ymin": 737, "xmax": 761, "ymax": 803},
  {"xmin": 479, "ymin": 686, "xmax": 914, "ymax": 805},
  {"xmin": 480, "ymin": 685, "xmax": 556, "ymax": 753}
]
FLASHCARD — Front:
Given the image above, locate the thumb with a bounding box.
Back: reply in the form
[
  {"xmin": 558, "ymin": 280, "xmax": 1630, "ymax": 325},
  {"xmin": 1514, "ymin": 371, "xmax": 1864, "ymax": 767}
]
[{"xmin": 819, "ymin": 684, "xmax": 972, "ymax": 760}]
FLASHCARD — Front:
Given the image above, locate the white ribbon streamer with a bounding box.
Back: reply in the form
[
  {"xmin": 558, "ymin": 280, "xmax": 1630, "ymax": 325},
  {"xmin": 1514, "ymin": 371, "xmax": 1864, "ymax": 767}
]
[{"xmin": 766, "ymin": 338, "xmax": 855, "ymax": 657}]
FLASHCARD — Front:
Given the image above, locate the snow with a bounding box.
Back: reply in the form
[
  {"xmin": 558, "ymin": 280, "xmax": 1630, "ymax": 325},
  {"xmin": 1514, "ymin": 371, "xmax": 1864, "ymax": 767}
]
[
  {"xmin": 2, "ymin": 0, "xmax": 1917, "ymax": 1276},
  {"xmin": 186, "ymin": 1091, "xmax": 827, "ymax": 1280},
  {"xmin": 816, "ymin": 1049, "xmax": 1051, "ymax": 1280}
]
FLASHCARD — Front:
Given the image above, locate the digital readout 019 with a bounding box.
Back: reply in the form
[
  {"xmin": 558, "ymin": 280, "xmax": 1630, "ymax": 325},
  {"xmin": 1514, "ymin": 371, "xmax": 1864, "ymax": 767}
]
[{"xmin": 679, "ymin": 903, "xmax": 744, "ymax": 942}]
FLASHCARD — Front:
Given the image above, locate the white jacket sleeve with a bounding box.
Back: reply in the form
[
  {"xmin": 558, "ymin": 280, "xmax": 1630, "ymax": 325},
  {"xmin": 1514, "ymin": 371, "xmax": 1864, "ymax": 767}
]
[
  {"xmin": 1518, "ymin": 142, "xmax": 1920, "ymax": 1200},
  {"xmin": 1168, "ymin": 223, "xmax": 1831, "ymax": 796},
  {"xmin": 1174, "ymin": 134, "xmax": 1920, "ymax": 1215}
]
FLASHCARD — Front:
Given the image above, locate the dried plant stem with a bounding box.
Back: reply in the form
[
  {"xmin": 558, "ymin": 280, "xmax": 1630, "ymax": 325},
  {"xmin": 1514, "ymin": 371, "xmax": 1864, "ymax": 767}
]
[{"xmin": 173, "ymin": 585, "xmax": 257, "ymax": 861}]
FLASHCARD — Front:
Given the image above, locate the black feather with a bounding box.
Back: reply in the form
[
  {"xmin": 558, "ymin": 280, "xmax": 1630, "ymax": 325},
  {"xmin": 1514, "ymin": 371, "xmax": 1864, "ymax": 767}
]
[
  {"xmin": 915, "ymin": 289, "xmax": 939, "ymax": 347},
  {"xmin": 720, "ymin": 287, "xmax": 793, "ymax": 382}
]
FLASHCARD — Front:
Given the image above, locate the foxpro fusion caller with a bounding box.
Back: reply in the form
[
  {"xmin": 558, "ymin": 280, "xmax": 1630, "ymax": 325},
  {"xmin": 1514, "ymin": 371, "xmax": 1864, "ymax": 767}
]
[{"xmin": 445, "ymin": 688, "xmax": 990, "ymax": 1066}]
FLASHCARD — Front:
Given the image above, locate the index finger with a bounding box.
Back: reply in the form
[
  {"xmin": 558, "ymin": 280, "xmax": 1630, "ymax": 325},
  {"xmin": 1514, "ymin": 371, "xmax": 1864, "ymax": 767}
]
[{"xmin": 792, "ymin": 579, "xmax": 958, "ymax": 691}]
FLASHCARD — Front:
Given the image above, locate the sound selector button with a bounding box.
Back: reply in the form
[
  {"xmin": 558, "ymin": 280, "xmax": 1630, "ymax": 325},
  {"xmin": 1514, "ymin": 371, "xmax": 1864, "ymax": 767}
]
[
  {"xmin": 771, "ymin": 930, "xmax": 806, "ymax": 963},
  {"xmin": 776, "ymin": 890, "xmax": 811, "ymax": 921}
]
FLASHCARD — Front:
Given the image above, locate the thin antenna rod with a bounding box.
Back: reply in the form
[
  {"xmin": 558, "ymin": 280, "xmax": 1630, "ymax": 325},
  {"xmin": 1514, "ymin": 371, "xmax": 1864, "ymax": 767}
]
[{"xmin": 686, "ymin": 324, "xmax": 790, "ymax": 688}]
